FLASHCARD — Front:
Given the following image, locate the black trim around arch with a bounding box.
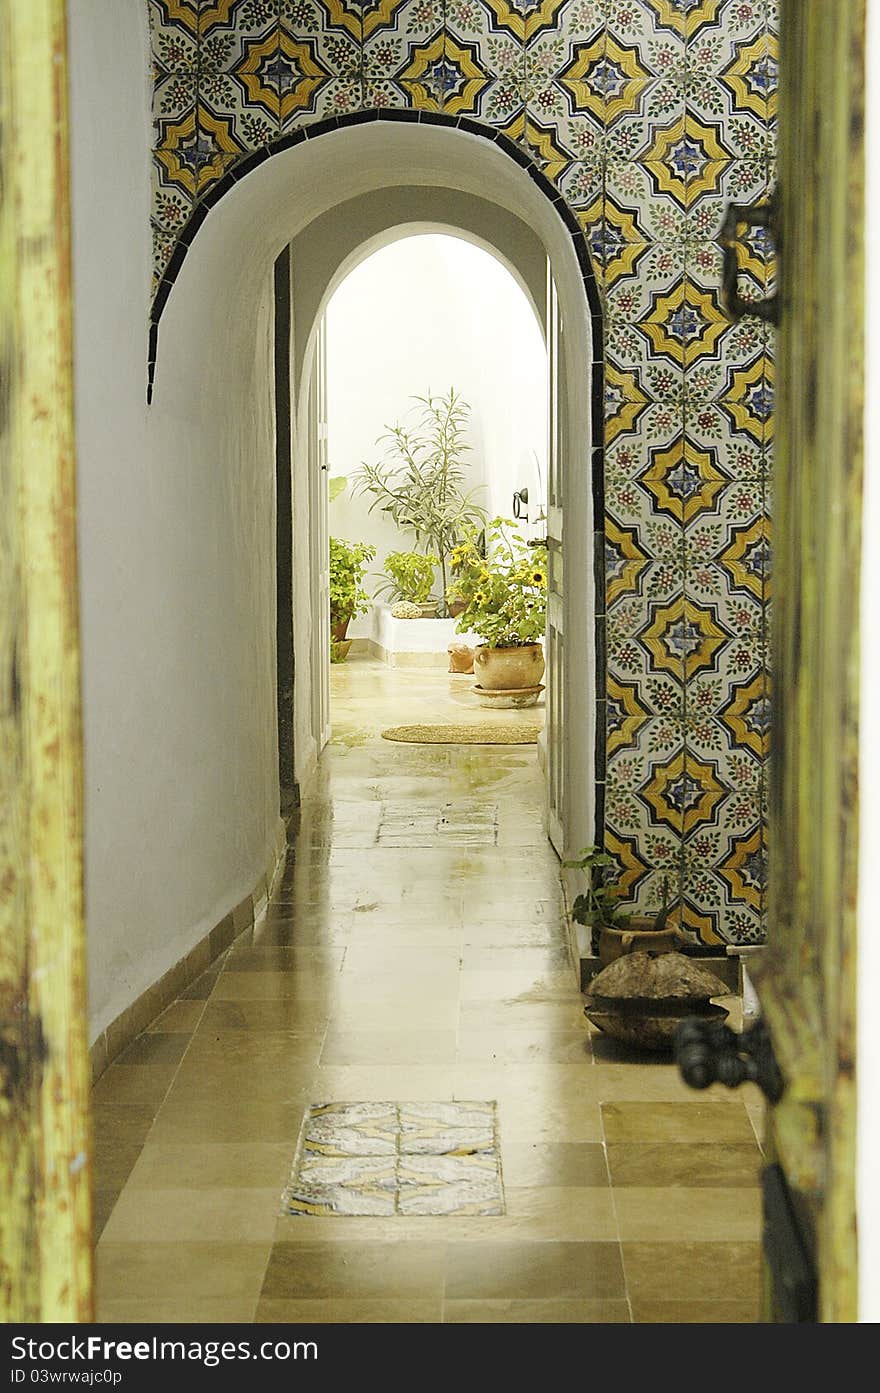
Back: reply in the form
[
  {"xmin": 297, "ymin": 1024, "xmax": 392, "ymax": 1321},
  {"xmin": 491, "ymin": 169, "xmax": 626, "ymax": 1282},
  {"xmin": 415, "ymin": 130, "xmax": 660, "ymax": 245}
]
[{"xmin": 146, "ymin": 107, "xmax": 607, "ymax": 852}]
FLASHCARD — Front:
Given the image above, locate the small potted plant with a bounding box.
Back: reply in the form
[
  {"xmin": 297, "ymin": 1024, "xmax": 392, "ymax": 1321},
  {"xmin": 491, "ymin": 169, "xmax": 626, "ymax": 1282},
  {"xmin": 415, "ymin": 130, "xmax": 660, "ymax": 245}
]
[
  {"xmin": 563, "ymin": 846, "xmax": 684, "ymax": 966},
  {"xmin": 451, "ymin": 518, "xmax": 547, "ymax": 692},
  {"xmin": 374, "ymin": 550, "xmax": 440, "ymax": 617},
  {"xmin": 329, "ymin": 536, "xmax": 375, "ymax": 662}
]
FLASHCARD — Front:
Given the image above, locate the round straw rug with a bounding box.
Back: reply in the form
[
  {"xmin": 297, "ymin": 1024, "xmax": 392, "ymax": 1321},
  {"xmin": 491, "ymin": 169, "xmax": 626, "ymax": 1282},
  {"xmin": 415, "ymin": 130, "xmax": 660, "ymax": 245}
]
[{"xmin": 381, "ymin": 723, "xmax": 541, "ymax": 745}]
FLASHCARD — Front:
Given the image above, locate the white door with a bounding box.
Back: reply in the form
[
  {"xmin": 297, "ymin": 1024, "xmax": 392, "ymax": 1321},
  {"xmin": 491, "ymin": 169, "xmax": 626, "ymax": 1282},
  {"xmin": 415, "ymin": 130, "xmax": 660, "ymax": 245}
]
[
  {"xmin": 545, "ymin": 265, "xmax": 565, "ymax": 855},
  {"xmin": 310, "ymin": 317, "xmax": 331, "ymax": 752}
]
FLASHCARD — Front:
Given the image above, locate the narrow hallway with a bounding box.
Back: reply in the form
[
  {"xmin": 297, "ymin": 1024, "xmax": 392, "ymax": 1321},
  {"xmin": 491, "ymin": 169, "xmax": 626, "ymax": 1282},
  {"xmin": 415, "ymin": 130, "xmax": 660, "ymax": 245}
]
[{"xmin": 93, "ymin": 660, "xmax": 763, "ymax": 1324}]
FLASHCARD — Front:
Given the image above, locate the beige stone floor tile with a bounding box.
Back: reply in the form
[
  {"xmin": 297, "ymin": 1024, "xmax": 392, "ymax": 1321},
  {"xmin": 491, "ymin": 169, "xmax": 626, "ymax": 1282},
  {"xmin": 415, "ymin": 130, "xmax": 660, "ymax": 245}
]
[
  {"xmin": 498, "ymin": 1187, "xmax": 618, "ymax": 1241},
  {"xmin": 621, "ymin": 1240, "xmax": 760, "ymax": 1300},
  {"xmin": 459, "ymin": 968, "xmax": 579, "ymax": 1001},
  {"xmin": 443, "ymin": 1298, "xmax": 630, "ymax": 1323},
  {"xmin": 607, "ymin": 1142, "xmax": 762, "ymax": 1187},
  {"xmin": 91, "ymin": 1062, "xmax": 178, "ymax": 1108},
  {"xmin": 444, "ymin": 1240, "xmax": 625, "ymax": 1301},
  {"xmin": 93, "ymin": 1190, "xmax": 120, "ymax": 1241},
  {"xmin": 452, "ymin": 1074, "xmax": 604, "ymax": 1142},
  {"xmin": 343, "ymin": 924, "xmax": 466, "ymax": 946},
  {"xmin": 182, "ymin": 1029, "xmax": 326, "ymax": 1068},
  {"xmin": 223, "ymin": 946, "xmax": 347, "ymax": 972},
  {"xmin": 456, "ymin": 1028, "xmax": 592, "ymax": 1066},
  {"xmin": 601, "ymin": 1101, "xmax": 756, "ymax": 1143},
  {"xmin": 458, "ymin": 1000, "xmax": 588, "ymax": 1032},
  {"xmin": 338, "ymin": 945, "xmax": 463, "ymax": 975},
  {"xmin": 161, "ymin": 1064, "xmax": 317, "ymax": 1108},
  {"xmin": 585, "ymin": 1066, "xmax": 751, "ymax": 1104},
  {"xmin": 198, "ymin": 999, "xmax": 334, "ymax": 1033},
  {"xmin": 502, "ymin": 1141, "xmax": 610, "ymax": 1187},
  {"xmin": 260, "ymin": 1241, "xmax": 447, "ymax": 1299},
  {"xmin": 126, "ymin": 1141, "xmax": 293, "ymax": 1190},
  {"xmin": 255, "ymin": 1299, "xmax": 442, "ymax": 1323},
  {"xmin": 147, "ymin": 1097, "xmax": 306, "ymax": 1145},
  {"xmin": 96, "ymin": 1241, "xmax": 272, "ymax": 1302},
  {"xmin": 631, "ymin": 1298, "xmax": 759, "ymax": 1323},
  {"xmin": 329, "ymin": 999, "xmax": 461, "ymax": 1031},
  {"xmin": 614, "ymin": 1187, "xmax": 762, "ymax": 1242},
  {"xmin": 210, "ymin": 970, "xmax": 344, "ymax": 1000},
  {"xmin": 100, "ymin": 1186, "xmax": 281, "ymax": 1243},
  {"xmin": 98, "ymin": 1298, "xmax": 259, "ymax": 1324},
  {"xmin": 461, "ymin": 924, "xmax": 569, "ymax": 948},
  {"xmin": 320, "ymin": 1029, "xmax": 458, "ymax": 1067},
  {"xmin": 92, "ymin": 1103, "xmax": 156, "ymax": 1148},
  {"xmin": 147, "ymin": 1002, "xmax": 205, "ymax": 1034},
  {"xmin": 308, "ymin": 1065, "xmax": 457, "ymax": 1102},
  {"xmin": 461, "ymin": 947, "xmax": 573, "ymax": 973}
]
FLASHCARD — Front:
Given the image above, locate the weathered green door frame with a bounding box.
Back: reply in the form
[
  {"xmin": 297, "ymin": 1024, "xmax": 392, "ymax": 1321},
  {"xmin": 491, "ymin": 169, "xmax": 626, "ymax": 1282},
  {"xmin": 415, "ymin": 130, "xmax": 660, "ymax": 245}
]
[
  {"xmin": 0, "ymin": 0, "xmax": 92, "ymax": 1320},
  {"xmin": 751, "ymin": 0, "xmax": 864, "ymax": 1323}
]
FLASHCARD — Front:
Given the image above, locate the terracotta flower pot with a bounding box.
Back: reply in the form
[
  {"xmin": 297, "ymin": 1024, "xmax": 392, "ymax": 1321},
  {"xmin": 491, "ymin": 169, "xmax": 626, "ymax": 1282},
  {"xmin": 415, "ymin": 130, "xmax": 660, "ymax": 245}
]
[
  {"xmin": 331, "ymin": 612, "xmax": 351, "ymax": 642},
  {"xmin": 447, "ymin": 598, "xmax": 467, "ymax": 619},
  {"xmin": 597, "ymin": 919, "xmax": 684, "ymax": 968},
  {"xmin": 473, "ymin": 643, "xmax": 545, "ymax": 691}
]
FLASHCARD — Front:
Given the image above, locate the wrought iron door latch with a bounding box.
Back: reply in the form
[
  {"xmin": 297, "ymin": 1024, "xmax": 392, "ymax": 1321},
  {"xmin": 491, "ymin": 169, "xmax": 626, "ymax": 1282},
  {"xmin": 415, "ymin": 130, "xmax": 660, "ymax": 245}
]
[
  {"xmin": 675, "ymin": 1016, "xmax": 785, "ymax": 1103},
  {"xmin": 719, "ymin": 188, "xmax": 779, "ymax": 324}
]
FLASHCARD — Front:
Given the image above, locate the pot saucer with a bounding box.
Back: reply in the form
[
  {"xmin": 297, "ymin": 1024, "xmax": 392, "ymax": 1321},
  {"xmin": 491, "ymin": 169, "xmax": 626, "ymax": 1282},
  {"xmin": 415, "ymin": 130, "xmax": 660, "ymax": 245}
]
[{"xmin": 473, "ymin": 683, "xmax": 545, "ymax": 709}]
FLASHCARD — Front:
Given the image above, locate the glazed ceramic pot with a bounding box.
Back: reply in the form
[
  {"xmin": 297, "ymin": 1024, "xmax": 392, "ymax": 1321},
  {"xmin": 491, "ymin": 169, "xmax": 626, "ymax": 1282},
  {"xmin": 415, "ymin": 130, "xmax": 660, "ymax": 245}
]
[{"xmin": 473, "ymin": 643, "xmax": 545, "ymax": 691}]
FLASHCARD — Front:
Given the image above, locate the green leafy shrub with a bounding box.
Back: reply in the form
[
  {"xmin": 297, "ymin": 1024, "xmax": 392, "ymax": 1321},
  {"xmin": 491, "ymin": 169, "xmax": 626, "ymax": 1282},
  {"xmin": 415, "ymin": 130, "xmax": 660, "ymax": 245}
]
[
  {"xmin": 329, "ymin": 537, "xmax": 376, "ymax": 626},
  {"xmin": 374, "ymin": 550, "xmax": 439, "ymax": 605}
]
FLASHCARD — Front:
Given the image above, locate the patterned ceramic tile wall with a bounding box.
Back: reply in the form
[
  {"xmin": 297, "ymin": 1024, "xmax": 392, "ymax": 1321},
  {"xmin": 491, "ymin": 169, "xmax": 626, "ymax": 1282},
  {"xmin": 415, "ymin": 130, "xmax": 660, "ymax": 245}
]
[{"xmin": 148, "ymin": 0, "xmax": 777, "ymax": 945}]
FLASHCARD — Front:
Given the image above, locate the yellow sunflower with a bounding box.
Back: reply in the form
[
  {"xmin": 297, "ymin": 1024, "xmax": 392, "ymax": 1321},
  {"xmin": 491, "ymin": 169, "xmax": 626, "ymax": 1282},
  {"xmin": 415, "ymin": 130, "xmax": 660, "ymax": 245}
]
[{"xmin": 530, "ymin": 570, "xmax": 547, "ymax": 587}]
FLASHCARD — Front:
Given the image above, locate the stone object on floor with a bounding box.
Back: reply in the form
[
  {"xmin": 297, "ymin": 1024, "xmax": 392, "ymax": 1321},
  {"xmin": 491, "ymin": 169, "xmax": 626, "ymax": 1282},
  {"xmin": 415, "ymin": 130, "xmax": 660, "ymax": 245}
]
[
  {"xmin": 448, "ymin": 642, "xmax": 475, "ymax": 673},
  {"xmin": 584, "ymin": 951, "xmax": 731, "ymax": 1052}
]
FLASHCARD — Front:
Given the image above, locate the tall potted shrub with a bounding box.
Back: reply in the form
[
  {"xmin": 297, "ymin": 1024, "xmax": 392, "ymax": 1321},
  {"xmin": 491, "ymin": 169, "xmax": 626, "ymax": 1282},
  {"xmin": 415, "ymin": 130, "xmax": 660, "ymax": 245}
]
[
  {"xmin": 353, "ymin": 389, "xmax": 486, "ymax": 615},
  {"xmin": 451, "ymin": 518, "xmax": 547, "ymax": 690},
  {"xmin": 329, "ymin": 536, "xmax": 375, "ymax": 661}
]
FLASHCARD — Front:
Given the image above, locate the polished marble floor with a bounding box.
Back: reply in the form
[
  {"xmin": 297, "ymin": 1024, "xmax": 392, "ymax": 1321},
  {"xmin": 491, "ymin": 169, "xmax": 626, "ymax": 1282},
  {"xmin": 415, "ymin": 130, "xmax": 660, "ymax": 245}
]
[{"xmin": 93, "ymin": 657, "xmax": 764, "ymax": 1323}]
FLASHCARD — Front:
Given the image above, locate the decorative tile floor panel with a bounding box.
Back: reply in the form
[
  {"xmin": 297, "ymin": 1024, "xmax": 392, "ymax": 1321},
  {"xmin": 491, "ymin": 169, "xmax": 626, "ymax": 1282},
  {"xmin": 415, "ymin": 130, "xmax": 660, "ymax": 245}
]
[
  {"xmin": 284, "ymin": 1101, "xmax": 505, "ymax": 1216},
  {"xmin": 376, "ymin": 800, "xmax": 499, "ymax": 847}
]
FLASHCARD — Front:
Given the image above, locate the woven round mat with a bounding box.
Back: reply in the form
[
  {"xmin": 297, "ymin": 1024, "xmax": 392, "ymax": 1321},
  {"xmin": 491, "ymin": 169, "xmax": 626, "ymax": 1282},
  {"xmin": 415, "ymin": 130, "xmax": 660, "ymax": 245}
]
[{"xmin": 381, "ymin": 723, "xmax": 541, "ymax": 745}]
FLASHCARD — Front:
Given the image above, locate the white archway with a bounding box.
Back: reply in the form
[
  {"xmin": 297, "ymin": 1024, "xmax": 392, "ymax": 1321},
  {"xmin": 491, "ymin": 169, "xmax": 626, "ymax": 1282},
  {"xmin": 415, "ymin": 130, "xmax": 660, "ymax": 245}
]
[{"xmin": 149, "ymin": 119, "xmax": 596, "ymax": 945}]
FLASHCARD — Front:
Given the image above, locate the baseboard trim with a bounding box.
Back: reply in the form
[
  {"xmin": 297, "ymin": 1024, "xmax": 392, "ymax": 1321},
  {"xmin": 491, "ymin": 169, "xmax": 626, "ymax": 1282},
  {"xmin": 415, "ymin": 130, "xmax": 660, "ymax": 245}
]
[{"xmin": 89, "ymin": 818, "xmax": 288, "ymax": 1084}]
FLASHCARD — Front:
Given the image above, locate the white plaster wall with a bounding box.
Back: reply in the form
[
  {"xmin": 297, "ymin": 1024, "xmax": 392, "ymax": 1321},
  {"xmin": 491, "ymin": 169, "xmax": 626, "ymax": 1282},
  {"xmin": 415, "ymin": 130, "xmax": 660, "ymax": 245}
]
[
  {"xmin": 69, "ymin": 0, "xmax": 281, "ymax": 1042},
  {"xmin": 69, "ymin": 56, "xmax": 595, "ymax": 1037},
  {"xmin": 859, "ymin": 0, "xmax": 880, "ymax": 1322},
  {"xmin": 325, "ymin": 234, "xmax": 547, "ymax": 633}
]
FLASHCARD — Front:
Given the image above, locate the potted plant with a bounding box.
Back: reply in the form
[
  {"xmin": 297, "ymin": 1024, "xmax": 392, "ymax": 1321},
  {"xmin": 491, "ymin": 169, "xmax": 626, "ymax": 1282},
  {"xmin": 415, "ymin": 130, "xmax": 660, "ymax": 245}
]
[
  {"xmin": 353, "ymin": 389, "xmax": 486, "ymax": 616},
  {"xmin": 563, "ymin": 846, "xmax": 684, "ymax": 965},
  {"xmin": 451, "ymin": 518, "xmax": 547, "ymax": 690},
  {"xmin": 374, "ymin": 550, "xmax": 440, "ymax": 618},
  {"xmin": 329, "ymin": 536, "xmax": 375, "ymax": 662}
]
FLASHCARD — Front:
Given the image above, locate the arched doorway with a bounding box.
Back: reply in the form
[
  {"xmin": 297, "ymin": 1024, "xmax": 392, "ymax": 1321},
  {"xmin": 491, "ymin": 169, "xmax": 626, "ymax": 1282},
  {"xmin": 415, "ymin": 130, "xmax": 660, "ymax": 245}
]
[{"xmin": 150, "ymin": 118, "xmax": 602, "ymax": 864}]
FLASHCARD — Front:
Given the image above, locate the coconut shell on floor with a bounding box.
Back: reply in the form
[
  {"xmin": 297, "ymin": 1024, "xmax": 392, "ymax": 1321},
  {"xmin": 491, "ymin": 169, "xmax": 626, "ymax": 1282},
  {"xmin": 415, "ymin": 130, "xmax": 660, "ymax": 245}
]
[{"xmin": 584, "ymin": 950, "xmax": 731, "ymax": 1052}]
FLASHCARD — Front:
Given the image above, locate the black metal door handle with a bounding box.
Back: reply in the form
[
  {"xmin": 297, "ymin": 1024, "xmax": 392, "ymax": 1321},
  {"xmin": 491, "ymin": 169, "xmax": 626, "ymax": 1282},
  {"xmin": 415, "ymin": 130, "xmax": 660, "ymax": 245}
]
[
  {"xmin": 720, "ymin": 190, "xmax": 779, "ymax": 324},
  {"xmin": 675, "ymin": 1016, "xmax": 784, "ymax": 1103}
]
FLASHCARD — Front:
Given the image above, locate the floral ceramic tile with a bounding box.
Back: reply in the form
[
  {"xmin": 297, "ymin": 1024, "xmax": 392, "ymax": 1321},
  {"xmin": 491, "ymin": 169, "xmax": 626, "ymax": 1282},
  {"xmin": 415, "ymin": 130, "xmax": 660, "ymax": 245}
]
[
  {"xmin": 283, "ymin": 1102, "xmax": 504, "ymax": 1216},
  {"xmin": 143, "ymin": 0, "xmax": 779, "ymax": 950}
]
